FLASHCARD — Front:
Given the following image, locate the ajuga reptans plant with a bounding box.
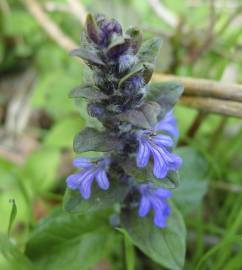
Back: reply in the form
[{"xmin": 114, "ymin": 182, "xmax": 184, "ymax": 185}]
[{"xmin": 65, "ymin": 14, "xmax": 184, "ymax": 228}]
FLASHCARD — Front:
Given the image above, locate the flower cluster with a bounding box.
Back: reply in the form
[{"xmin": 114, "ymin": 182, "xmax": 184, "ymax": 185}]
[{"xmin": 66, "ymin": 14, "xmax": 183, "ymax": 228}]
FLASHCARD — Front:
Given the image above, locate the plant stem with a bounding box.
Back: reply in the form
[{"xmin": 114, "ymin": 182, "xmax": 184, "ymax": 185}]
[{"xmin": 124, "ymin": 233, "xmax": 135, "ymax": 270}]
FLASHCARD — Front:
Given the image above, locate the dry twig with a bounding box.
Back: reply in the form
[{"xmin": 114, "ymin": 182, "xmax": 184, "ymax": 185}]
[
  {"xmin": 67, "ymin": 0, "xmax": 87, "ymax": 25},
  {"xmin": 23, "ymin": 0, "xmax": 78, "ymax": 51},
  {"xmin": 152, "ymin": 73, "xmax": 242, "ymax": 102},
  {"xmin": 180, "ymin": 97, "xmax": 242, "ymax": 118},
  {"xmin": 148, "ymin": 0, "xmax": 178, "ymax": 28}
]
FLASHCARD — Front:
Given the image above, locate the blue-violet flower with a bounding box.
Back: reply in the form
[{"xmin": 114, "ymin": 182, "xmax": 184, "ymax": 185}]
[
  {"xmin": 66, "ymin": 157, "xmax": 110, "ymax": 199},
  {"xmin": 136, "ymin": 111, "xmax": 182, "ymax": 179},
  {"xmin": 139, "ymin": 184, "xmax": 172, "ymax": 228}
]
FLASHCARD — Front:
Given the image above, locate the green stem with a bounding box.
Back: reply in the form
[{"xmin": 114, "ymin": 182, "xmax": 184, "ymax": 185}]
[{"xmin": 124, "ymin": 233, "xmax": 135, "ymax": 270}]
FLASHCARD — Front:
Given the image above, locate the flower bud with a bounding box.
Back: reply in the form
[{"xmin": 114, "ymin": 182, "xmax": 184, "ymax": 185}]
[
  {"xmin": 119, "ymin": 55, "xmax": 137, "ymax": 72},
  {"xmin": 122, "ymin": 75, "xmax": 144, "ymax": 95},
  {"xmin": 87, "ymin": 103, "xmax": 105, "ymax": 117}
]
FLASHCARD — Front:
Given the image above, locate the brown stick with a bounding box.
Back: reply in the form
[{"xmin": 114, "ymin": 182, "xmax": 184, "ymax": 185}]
[
  {"xmin": 152, "ymin": 73, "xmax": 242, "ymax": 102},
  {"xmin": 67, "ymin": 0, "xmax": 87, "ymax": 25},
  {"xmin": 180, "ymin": 96, "xmax": 242, "ymax": 118},
  {"xmin": 23, "ymin": 0, "xmax": 78, "ymax": 51}
]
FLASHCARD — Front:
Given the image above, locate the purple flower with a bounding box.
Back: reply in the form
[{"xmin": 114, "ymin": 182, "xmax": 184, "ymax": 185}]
[
  {"xmin": 66, "ymin": 157, "xmax": 110, "ymax": 199},
  {"xmin": 97, "ymin": 17, "xmax": 122, "ymax": 47},
  {"xmin": 122, "ymin": 75, "xmax": 144, "ymax": 95},
  {"xmin": 119, "ymin": 55, "xmax": 137, "ymax": 72},
  {"xmin": 138, "ymin": 184, "xmax": 172, "ymax": 228},
  {"xmin": 154, "ymin": 110, "xmax": 179, "ymax": 139},
  {"xmin": 136, "ymin": 111, "xmax": 182, "ymax": 179},
  {"xmin": 87, "ymin": 103, "xmax": 105, "ymax": 117}
]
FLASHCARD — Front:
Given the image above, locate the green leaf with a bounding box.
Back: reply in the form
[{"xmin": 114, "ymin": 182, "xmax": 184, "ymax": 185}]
[
  {"xmin": 121, "ymin": 203, "xmax": 186, "ymax": 270},
  {"xmin": 23, "ymin": 147, "xmax": 60, "ymax": 192},
  {"xmin": 174, "ymin": 147, "xmax": 209, "ymax": 214},
  {"xmin": 126, "ymin": 27, "xmax": 143, "ymax": 54},
  {"xmin": 121, "ymin": 159, "xmax": 179, "ymax": 189},
  {"xmin": 137, "ymin": 37, "xmax": 162, "ymax": 65},
  {"xmin": 63, "ymin": 178, "xmax": 130, "ymax": 213},
  {"xmin": 73, "ymin": 127, "xmax": 121, "ymax": 153},
  {"xmin": 0, "ymin": 234, "xmax": 35, "ymax": 270},
  {"xmin": 147, "ymin": 82, "xmax": 184, "ymax": 118},
  {"xmin": 69, "ymin": 84, "xmax": 108, "ymax": 100},
  {"xmin": 7, "ymin": 199, "xmax": 17, "ymax": 237},
  {"xmin": 25, "ymin": 209, "xmax": 116, "ymax": 270},
  {"xmin": 44, "ymin": 117, "xmax": 85, "ymax": 148},
  {"xmin": 106, "ymin": 36, "xmax": 130, "ymax": 58},
  {"xmin": 86, "ymin": 14, "xmax": 99, "ymax": 44},
  {"xmin": 142, "ymin": 63, "xmax": 154, "ymax": 84},
  {"xmin": 117, "ymin": 101, "xmax": 161, "ymax": 129},
  {"xmin": 118, "ymin": 64, "xmax": 143, "ymax": 89},
  {"xmin": 70, "ymin": 48, "xmax": 105, "ymax": 66}
]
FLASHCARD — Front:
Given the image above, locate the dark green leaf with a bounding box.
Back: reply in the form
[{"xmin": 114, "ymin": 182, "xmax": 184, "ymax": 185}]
[
  {"xmin": 106, "ymin": 36, "xmax": 130, "ymax": 58},
  {"xmin": 118, "ymin": 64, "xmax": 143, "ymax": 89},
  {"xmin": 140, "ymin": 101, "xmax": 161, "ymax": 127},
  {"xmin": 126, "ymin": 27, "xmax": 143, "ymax": 53},
  {"xmin": 86, "ymin": 14, "xmax": 100, "ymax": 44},
  {"xmin": 7, "ymin": 199, "xmax": 17, "ymax": 237},
  {"xmin": 25, "ymin": 209, "xmax": 116, "ymax": 270},
  {"xmin": 0, "ymin": 234, "xmax": 35, "ymax": 270},
  {"xmin": 73, "ymin": 127, "xmax": 121, "ymax": 153},
  {"xmin": 63, "ymin": 178, "xmax": 130, "ymax": 214},
  {"xmin": 138, "ymin": 37, "xmax": 162, "ymax": 65},
  {"xmin": 121, "ymin": 203, "xmax": 186, "ymax": 270},
  {"xmin": 174, "ymin": 147, "xmax": 209, "ymax": 214},
  {"xmin": 70, "ymin": 48, "xmax": 105, "ymax": 66},
  {"xmin": 69, "ymin": 84, "xmax": 108, "ymax": 100},
  {"xmin": 143, "ymin": 63, "xmax": 154, "ymax": 83},
  {"xmin": 146, "ymin": 82, "xmax": 184, "ymax": 118},
  {"xmin": 121, "ymin": 159, "xmax": 179, "ymax": 189},
  {"xmin": 117, "ymin": 101, "xmax": 161, "ymax": 129}
]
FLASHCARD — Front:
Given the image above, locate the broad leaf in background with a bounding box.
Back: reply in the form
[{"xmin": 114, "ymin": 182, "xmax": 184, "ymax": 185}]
[
  {"xmin": 44, "ymin": 116, "xmax": 85, "ymax": 149},
  {"xmin": 174, "ymin": 147, "xmax": 209, "ymax": 214},
  {"xmin": 73, "ymin": 127, "xmax": 122, "ymax": 153},
  {"xmin": 25, "ymin": 209, "xmax": 116, "ymax": 270},
  {"xmin": 0, "ymin": 234, "xmax": 35, "ymax": 270},
  {"xmin": 23, "ymin": 147, "xmax": 60, "ymax": 192},
  {"xmin": 64, "ymin": 178, "xmax": 129, "ymax": 213},
  {"xmin": 31, "ymin": 71, "xmax": 82, "ymax": 120},
  {"xmin": 121, "ymin": 203, "xmax": 186, "ymax": 270},
  {"xmin": 147, "ymin": 82, "xmax": 184, "ymax": 118}
]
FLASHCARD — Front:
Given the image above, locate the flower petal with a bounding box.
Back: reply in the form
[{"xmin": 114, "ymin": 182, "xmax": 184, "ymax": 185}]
[
  {"xmin": 95, "ymin": 170, "xmax": 110, "ymax": 190},
  {"xmin": 79, "ymin": 169, "xmax": 96, "ymax": 199},
  {"xmin": 138, "ymin": 196, "xmax": 151, "ymax": 217},
  {"xmin": 151, "ymin": 147, "xmax": 168, "ymax": 179},
  {"xmin": 162, "ymin": 148, "xmax": 182, "ymax": 170},
  {"xmin": 155, "ymin": 110, "xmax": 179, "ymax": 139},
  {"xmin": 72, "ymin": 157, "xmax": 92, "ymax": 168},
  {"xmin": 152, "ymin": 134, "xmax": 173, "ymax": 148},
  {"xmin": 152, "ymin": 198, "xmax": 170, "ymax": 228},
  {"xmin": 155, "ymin": 188, "xmax": 172, "ymax": 199},
  {"xmin": 66, "ymin": 173, "xmax": 82, "ymax": 189},
  {"xmin": 136, "ymin": 139, "xmax": 151, "ymax": 168}
]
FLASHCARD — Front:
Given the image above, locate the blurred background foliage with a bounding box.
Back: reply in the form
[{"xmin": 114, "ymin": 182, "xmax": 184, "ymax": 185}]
[{"xmin": 0, "ymin": 0, "xmax": 242, "ymax": 269}]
